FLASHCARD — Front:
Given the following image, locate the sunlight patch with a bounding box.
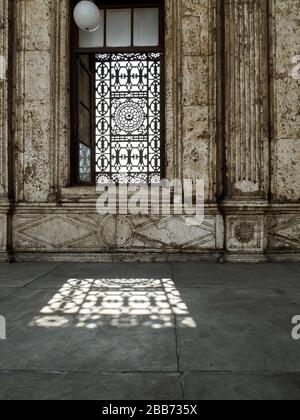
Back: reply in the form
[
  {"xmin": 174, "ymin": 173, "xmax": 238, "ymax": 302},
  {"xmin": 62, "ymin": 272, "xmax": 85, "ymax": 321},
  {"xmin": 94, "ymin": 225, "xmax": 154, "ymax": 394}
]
[{"xmin": 29, "ymin": 278, "xmax": 197, "ymax": 329}]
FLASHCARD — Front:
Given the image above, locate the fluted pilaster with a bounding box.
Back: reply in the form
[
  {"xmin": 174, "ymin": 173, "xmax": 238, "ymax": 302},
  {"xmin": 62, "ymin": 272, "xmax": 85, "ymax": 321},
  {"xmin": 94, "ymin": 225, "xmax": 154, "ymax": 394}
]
[{"xmin": 224, "ymin": 0, "xmax": 269, "ymax": 199}]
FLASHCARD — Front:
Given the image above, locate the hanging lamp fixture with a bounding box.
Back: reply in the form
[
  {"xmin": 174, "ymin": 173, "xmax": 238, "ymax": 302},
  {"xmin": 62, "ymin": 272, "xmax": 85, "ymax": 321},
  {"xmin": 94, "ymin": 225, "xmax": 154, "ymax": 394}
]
[{"xmin": 73, "ymin": 0, "xmax": 101, "ymax": 32}]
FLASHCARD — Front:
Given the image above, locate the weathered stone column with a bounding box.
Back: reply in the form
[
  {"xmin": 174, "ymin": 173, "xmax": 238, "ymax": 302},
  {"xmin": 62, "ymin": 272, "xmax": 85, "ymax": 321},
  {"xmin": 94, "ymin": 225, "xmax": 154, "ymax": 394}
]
[
  {"xmin": 0, "ymin": 0, "xmax": 10, "ymax": 261},
  {"xmin": 222, "ymin": 0, "xmax": 270, "ymax": 261}
]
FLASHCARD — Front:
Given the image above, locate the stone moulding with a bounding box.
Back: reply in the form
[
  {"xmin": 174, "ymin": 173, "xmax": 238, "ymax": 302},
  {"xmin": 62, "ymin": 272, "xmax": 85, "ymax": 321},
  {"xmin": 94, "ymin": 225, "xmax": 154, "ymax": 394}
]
[
  {"xmin": 11, "ymin": 204, "xmax": 224, "ymax": 253},
  {"xmin": 9, "ymin": 201, "xmax": 300, "ymax": 262}
]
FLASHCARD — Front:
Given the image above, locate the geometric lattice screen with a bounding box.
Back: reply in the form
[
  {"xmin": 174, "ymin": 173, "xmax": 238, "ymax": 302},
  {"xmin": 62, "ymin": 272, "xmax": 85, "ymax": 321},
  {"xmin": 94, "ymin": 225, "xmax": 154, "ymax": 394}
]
[{"xmin": 95, "ymin": 53, "xmax": 161, "ymax": 184}]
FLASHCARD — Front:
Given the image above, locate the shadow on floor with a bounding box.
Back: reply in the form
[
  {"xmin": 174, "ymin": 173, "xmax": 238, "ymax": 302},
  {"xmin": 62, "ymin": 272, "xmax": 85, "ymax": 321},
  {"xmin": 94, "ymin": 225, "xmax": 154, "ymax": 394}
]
[{"xmin": 0, "ymin": 262, "xmax": 300, "ymax": 400}]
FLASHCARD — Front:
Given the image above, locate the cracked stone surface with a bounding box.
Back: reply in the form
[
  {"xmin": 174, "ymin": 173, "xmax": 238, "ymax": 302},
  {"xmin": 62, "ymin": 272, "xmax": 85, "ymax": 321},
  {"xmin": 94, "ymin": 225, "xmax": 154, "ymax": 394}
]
[{"xmin": 0, "ymin": 262, "xmax": 300, "ymax": 400}]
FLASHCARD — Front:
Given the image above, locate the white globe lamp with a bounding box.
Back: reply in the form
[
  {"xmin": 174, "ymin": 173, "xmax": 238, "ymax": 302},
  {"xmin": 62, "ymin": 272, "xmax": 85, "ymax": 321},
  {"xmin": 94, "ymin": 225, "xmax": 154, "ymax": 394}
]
[{"xmin": 74, "ymin": 1, "xmax": 101, "ymax": 32}]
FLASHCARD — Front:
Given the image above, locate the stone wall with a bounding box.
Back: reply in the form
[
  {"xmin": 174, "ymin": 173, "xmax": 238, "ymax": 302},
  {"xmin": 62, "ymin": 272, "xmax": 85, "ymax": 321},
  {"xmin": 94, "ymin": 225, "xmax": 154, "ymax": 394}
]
[
  {"xmin": 0, "ymin": 0, "xmax": 299, "ymax": 262},
  {"xmin": 0, "ymin": 0, "xmax": 10, "ymax": 261},
  {"xmin": 267, "ymin": 0, "xmax": 300, "ymax": 255},
  {"xmin": 271, "ymin": 0, "xmax": 300, "ymax": 203}
]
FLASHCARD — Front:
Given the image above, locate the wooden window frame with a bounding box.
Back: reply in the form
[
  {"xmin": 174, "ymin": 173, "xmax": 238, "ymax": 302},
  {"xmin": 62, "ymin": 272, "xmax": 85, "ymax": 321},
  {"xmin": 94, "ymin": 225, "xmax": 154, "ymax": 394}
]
[{"xmin": 70, "ymin": 0, "xmax": 165, "ymax": 186}]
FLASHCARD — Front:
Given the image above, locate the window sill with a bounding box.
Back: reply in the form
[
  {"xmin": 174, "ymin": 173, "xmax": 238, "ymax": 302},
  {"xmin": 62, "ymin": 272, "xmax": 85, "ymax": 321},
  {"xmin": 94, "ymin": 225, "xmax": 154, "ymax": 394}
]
[{"xmin": 61, "ymin": 186, "xmax": 98, "ymax": 201}]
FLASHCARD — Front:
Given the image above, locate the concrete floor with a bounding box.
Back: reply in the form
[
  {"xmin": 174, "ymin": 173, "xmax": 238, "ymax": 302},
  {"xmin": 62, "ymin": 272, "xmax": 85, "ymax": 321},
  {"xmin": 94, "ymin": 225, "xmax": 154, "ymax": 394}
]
[{"xmin": 0, "ymin": 261, "xmax": 300, "ymax": 400}]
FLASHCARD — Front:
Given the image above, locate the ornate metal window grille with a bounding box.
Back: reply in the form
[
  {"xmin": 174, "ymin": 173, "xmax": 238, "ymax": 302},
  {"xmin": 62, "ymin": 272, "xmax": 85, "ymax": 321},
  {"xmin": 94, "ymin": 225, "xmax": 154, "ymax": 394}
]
[{"xmin": 95, "ymin": 52, "xmax": 162, "ymax": 184}]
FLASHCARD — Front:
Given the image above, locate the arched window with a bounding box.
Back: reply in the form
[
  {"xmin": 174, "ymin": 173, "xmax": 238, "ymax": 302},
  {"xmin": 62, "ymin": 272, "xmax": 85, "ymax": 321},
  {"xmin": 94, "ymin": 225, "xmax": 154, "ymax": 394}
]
[{"xmin": 71, "ymin": 0, "xmax": 165, "ymax": 185}]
